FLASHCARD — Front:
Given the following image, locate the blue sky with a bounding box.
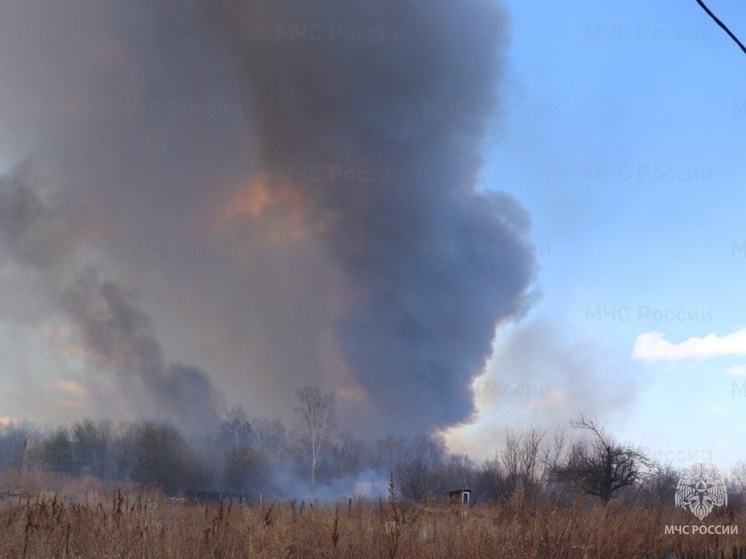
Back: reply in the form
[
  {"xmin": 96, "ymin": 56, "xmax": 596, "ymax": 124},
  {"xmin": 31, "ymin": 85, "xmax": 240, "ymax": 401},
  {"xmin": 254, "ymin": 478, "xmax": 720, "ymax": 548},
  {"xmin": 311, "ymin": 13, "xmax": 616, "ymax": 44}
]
[{"xmin": 446, "ymin": 0, "xmax": 746, "ymax": 471}]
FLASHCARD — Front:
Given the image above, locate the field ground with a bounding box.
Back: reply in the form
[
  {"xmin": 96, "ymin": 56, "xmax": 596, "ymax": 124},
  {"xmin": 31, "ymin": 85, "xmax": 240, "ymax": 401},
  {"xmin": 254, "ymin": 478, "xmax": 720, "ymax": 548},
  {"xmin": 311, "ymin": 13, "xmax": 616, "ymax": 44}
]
[{"xmin": 0, "ymin": 470, "xmax": 745, "ymax": 558}]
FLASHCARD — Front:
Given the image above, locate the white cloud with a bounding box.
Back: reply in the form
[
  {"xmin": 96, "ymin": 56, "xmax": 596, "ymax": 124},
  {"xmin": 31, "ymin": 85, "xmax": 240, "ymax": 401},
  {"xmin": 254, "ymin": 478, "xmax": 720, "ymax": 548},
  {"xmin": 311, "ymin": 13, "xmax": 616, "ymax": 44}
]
[
  {"xmin": 632, "ymin": 329, "xmax": 746, "ymax": 361},
  {"xmin": 726, "ymin": 365, "xmax": 746, "ymax": 376}
]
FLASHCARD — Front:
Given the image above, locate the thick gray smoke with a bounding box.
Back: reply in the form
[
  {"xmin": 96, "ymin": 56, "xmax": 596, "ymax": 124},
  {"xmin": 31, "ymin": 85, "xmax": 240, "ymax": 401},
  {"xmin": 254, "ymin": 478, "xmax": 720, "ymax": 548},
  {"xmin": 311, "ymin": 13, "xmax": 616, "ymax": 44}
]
[
  {"xmin": 203, "ymin": 0, "xmax": 536, "ymax": 432},
  {"xmin": 0, "ymin": 167, "xmax": 221, "ymax": 434},
  {"xmin": 60, "ymin": 272, "xmax": 221, "ymax": 433},
  {"xmin": 0, "ymin": 0, "xmax": 536, "ymax": 435}
]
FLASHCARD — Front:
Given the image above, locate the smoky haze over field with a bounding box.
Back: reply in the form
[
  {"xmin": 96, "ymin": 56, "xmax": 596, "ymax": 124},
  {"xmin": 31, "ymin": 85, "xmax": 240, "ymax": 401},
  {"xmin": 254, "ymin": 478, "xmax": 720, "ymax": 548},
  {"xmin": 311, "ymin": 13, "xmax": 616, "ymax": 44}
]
[{"xmin": 0, "ymin": 0, "xmax": 536, "ymax": 435}]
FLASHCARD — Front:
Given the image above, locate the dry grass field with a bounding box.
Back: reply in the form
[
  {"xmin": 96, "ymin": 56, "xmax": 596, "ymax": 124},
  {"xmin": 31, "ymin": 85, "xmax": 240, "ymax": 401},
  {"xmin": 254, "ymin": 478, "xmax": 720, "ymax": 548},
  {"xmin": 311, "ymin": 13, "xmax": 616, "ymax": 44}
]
[{"xmin": 0, "ymin": 470, "xmax": 744, "ymax": 559}]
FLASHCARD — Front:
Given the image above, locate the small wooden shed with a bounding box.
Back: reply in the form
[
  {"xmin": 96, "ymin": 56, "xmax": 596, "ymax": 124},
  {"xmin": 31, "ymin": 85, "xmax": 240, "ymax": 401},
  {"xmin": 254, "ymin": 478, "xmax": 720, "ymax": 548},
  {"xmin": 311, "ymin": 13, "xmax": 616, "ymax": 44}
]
[{"xmin": 446, "ymin": 488, "xmax": 472, "ymax": 505}]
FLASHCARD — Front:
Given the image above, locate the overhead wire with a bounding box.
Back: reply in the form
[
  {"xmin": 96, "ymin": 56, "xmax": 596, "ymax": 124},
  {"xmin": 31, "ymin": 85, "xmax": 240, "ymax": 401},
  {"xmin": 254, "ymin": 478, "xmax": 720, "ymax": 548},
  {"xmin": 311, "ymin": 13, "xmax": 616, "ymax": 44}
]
[{"xmin": 694, "ymin": 0, "xmax": 746, "ymax": 55}]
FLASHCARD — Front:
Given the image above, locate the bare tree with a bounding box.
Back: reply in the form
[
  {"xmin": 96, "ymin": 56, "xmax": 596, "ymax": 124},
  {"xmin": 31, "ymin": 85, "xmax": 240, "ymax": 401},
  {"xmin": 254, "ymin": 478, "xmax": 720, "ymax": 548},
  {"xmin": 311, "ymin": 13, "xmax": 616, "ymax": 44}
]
[
  {"xmin": 72, "ymin": 418, "xmax": 112, "ymax": 478},
  {"xmin": 395, "ymin": 434, "xmax": 447, "ymax": 501},
  {"xmin": 539, "ymin": 427, "xmax": 568, "ymax": 497},
  {"xmin": 223, "ymin": 445, "xmax": 269, "ymax": 494},
  {"xmin": 373, "ymin": 435, "xmax": 408, "ymax": 474},
  {"xmin": 637, "ymin": 462, "xmax": 679, "ymax": 506},
  {"xmin": 329, "ymin": 429, "xmax": 369, "ymax": 479},
  {"xmin": 41, "ymin": 427, "xmax": 75, "ymax": 474},
  {"xmin": 503, "ymin": 428, "xmax": 545, "ymax": 493},
  {"xmin": 395, "ymin": 457, "xmax": 436, "ymax": 501},
  {"xmin": 553, "ymin": 415, "xmax": 649, "ymax": 504},
  {"xmin": 728, "ymin": 461, "xmax": 746, "ymax": 513},
  {"xmin": 441, "ymin": 453, "xmax": 476, "ymax": 490},
  {"xmin": 294, "ymin": 386, "xmax": 337, "ymax": 486},
  {"xmin": 218, "ymin": 406, "xmax": 253, "ymax": 450},
  {"xmin": 251, "ymin": 417, "xmax": 287, "ymax": 453},
  {"xmin": 111, "ymin": 422, "xmax": 136, "ymax": 480},
  {"xmin": 0, "ymin": 421, "xmax": 41, "ymax": 469},
  {"xmin": 130, "ymin": 421, "xmax": 203, "ymax": 494},
  {"xmin": 480, "ymin": 428, "xmax": 546, "ymax": 501}
]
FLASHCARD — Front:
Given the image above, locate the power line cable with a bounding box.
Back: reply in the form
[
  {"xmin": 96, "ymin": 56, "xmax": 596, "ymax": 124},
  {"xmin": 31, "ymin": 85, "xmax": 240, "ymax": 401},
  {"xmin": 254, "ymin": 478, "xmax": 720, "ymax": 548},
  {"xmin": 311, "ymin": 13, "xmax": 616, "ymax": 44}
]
[{"xmin": 694, "ymin": 0, "xmax": 746, "ymax": 55}]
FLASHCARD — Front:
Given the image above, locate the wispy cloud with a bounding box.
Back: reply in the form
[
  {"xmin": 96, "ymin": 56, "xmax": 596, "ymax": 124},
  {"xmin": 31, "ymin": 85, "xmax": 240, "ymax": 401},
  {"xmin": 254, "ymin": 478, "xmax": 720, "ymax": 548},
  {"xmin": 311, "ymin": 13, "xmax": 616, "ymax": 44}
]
[{"xmin": 632, "ymin": 329, "xmax": 746, "ymax": 361}]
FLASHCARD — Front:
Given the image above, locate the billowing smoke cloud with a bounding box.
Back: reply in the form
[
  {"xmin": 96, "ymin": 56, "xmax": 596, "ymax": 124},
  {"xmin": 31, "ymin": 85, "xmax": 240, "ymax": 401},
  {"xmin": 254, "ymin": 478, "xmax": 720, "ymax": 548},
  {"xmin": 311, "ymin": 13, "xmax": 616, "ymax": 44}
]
[
  {"xmin": 60, "ymin": 272, "xmax": 221, "ymax": 433},
  {"xmin": 445, "ymin": 319, "xmax": 640, "ymax": 458},
  {"xmin": 200, "ymin": 0, "xmax": 537, "ymax": 432},
  {"xmin": 0, "ymin": 166, "xmax": 221, "ymax": 434},
  {"xmin": 0, "ymin": 0, "xmax": 536, "ymax": 435}
]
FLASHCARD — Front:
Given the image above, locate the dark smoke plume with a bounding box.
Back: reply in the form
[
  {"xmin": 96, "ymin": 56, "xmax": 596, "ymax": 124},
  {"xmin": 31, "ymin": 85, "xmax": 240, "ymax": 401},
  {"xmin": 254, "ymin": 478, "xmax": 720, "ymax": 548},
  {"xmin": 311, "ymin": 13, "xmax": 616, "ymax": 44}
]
[
  {"xmin": 0, "ymin": 0, "xmax": 536, "ymax": 435},
  {"xmin": 0, "ymin": 166, "xmax": 221, "ymax": 434},
  {"xmin": 205, "ymin": 0, "xmax": 537, "ymax": 432},
  {"xmin": 60, "ymin": 271, "xmax": 221, "ymax": 433}
]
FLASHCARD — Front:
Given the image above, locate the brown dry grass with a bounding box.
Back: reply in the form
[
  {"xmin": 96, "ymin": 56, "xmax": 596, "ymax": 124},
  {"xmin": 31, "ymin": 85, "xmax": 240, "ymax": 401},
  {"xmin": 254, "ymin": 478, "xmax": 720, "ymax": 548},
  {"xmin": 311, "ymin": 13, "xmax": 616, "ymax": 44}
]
[{"xmin": 0, "ymin": 470, "xmax": 743, "ymax": 558}]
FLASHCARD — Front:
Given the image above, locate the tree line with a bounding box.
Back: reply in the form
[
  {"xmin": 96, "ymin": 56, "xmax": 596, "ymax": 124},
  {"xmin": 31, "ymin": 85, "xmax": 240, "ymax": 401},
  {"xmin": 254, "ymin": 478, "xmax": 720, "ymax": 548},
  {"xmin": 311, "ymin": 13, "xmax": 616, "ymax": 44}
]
[{"xmin": 2, "ymin": 389, "xmax": 745, "ymax": 510}]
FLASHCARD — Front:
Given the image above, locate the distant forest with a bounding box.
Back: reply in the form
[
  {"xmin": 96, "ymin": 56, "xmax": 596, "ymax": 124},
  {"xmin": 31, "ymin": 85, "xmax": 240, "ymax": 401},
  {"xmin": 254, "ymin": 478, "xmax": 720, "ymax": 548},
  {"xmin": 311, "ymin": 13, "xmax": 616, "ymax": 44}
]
[{"xmin": 3, "ymin": 387, "xmax": 746, "ymax": 510}]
